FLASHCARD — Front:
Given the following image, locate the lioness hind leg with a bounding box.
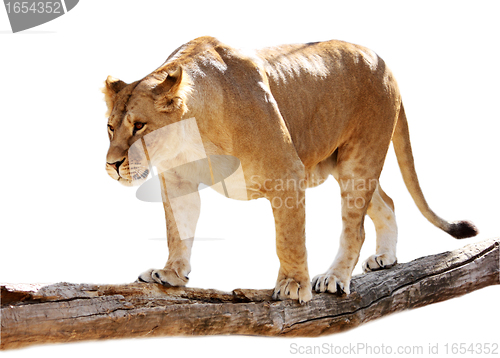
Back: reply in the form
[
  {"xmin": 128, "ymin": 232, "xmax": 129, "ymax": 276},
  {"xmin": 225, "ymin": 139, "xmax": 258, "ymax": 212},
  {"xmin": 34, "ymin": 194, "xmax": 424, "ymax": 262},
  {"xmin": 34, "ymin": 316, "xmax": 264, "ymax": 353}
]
[
  {"xmin": 313, "ymin": 127, "xmax": 396, "ymax": 295},
  {"xmin": 312, "ymin": 178, "xmax": 373, "ymax": 295},
  {"xmin": 362, "ymin": 184, "xmax": 398, "ymax": 272}
]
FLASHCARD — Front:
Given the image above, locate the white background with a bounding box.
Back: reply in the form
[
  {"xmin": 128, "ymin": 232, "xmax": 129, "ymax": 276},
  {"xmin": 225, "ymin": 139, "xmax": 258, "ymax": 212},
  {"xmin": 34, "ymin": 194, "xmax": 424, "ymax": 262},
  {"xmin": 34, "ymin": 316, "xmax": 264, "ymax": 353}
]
[{"xmin": 1, "ymin": 1, "xmax": 498, "ymax": 356}]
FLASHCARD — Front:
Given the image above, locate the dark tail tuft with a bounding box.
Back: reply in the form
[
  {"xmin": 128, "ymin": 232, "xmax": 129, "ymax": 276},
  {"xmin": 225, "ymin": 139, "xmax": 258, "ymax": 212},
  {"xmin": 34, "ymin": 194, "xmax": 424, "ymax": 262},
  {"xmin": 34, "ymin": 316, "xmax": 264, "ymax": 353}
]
[{"xmin": 446, "ymin": 220, "xmax": 479, "ymax": 239}]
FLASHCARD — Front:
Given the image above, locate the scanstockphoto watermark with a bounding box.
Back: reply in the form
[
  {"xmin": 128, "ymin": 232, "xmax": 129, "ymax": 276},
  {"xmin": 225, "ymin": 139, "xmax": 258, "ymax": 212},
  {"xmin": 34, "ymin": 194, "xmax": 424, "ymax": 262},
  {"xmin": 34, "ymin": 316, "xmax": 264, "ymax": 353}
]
[
  {"xmin": 127, "ymin": 117, "xmax": 382, "ymax": 237},
  {"xmin": 3, "ymin": 0, "xmax": 79, "ymax": 33},
  {"xmin": 290, "ymin": 342, "xmax": 425, "ymax": 355},
  {"xmin": 289, "ymin": 342, "xmax": 499, "ymax": 355},
  {"xmin": 249, "ymin": 175, "xmax": 380, "ymax": 209}
]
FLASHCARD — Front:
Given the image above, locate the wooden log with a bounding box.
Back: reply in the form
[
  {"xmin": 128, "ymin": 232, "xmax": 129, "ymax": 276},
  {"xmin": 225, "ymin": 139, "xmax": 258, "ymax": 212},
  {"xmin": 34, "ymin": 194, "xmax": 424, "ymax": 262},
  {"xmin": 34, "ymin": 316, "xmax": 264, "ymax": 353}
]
[{"xmin": 1, "ymin": 238, "xmax": 498, "ymax": 350}]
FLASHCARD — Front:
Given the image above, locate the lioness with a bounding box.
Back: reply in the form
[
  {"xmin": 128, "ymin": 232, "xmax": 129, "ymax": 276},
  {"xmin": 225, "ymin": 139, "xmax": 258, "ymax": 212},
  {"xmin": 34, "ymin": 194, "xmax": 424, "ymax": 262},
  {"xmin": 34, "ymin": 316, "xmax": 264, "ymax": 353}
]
[{"xmin": 104, "ymin": 36, "xmax": 477, "ymax": 303}]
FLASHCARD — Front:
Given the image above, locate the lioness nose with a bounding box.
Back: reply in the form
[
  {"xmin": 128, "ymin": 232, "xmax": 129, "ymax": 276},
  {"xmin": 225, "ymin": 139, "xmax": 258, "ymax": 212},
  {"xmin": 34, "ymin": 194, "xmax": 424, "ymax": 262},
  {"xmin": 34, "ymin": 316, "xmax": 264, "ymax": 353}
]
[{"xmin": 107, "ymin": 158, "xmax": 125, "ymax": 173}]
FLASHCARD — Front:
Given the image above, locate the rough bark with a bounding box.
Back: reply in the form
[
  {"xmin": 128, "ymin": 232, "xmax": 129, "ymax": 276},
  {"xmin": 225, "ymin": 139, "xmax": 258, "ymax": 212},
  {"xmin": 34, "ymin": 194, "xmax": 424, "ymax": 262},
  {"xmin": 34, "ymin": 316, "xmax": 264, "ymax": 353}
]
[{"xmin": 1, "ymin": 238, "xmax": 499, "ymax": 350}]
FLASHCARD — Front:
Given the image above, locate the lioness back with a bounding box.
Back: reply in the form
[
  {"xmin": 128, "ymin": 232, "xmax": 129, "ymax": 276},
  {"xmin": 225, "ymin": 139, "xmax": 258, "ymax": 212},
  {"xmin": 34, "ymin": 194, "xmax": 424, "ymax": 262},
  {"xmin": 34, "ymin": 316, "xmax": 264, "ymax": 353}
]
[{"xmin": 257, "ymin": 40, "xmax": 399, "ymax": 169}]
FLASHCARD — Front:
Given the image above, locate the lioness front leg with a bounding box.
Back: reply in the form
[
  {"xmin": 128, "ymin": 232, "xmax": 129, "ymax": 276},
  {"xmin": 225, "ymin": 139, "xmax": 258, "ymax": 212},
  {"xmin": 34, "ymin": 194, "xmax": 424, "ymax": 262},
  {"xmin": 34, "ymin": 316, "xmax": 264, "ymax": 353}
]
[
  {"xmin": 270, "ymin": 188, "xmax": 312, "ymax": 303},
  {"xmin": 138, "ymin": 175, "xmax": 199, "ymax": 286}
]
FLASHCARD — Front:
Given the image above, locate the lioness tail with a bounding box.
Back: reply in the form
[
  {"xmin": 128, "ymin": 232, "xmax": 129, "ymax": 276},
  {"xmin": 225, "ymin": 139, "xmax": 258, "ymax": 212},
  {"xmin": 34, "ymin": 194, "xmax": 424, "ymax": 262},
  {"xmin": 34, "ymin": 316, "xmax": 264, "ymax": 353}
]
[{"xmin": 392, "ymin": 104, "xmax": 478, "ymax": 239}]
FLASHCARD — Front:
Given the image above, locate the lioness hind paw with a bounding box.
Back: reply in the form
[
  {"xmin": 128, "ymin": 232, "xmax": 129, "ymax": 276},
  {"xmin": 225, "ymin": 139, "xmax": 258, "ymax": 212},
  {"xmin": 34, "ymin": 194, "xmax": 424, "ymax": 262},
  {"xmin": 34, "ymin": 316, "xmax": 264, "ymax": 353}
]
[
  {"xmin": 312, "ymin": 273, "xmax": 351, "ymax": 295},
  {"xmin": 362, "ymin": 253, "xmax": 397, "ymax": 273}
]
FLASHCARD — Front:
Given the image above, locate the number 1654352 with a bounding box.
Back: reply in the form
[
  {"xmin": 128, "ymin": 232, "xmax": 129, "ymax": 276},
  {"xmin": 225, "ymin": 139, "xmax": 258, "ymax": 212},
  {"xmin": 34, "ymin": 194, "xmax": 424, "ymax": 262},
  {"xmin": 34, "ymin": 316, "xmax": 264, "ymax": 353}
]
[{"xmin": 5, "ymin": 2, "xmax": 62, "ymax": 14}]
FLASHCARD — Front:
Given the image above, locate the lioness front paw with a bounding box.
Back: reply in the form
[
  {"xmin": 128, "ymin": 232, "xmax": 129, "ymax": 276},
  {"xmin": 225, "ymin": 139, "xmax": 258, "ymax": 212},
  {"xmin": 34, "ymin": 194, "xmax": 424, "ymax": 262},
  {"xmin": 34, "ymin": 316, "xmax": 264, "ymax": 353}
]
[
  {"xmin": 362, "ymin": 253, "xmax": 397, "ymax": 273},
  {"xmin": 137, "ymin": 268, "xmax": 189, "ymax": 287},
  {"xmin": 272, "ymin": 277, "xmax": 312, "ymax": 303},
  {"xmin": 312, "ymin": 272, "xmax": 351, "ymax": 295}
]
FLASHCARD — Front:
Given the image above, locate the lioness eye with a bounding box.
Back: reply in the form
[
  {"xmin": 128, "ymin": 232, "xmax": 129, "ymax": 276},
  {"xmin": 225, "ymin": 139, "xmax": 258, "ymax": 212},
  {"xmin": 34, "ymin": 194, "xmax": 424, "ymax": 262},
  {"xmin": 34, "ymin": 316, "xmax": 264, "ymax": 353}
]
[
  {"xmin": 134, "ymin": 123, "xmax": 144, "ymax": 131},
  {"xmin": 108, "ymin": 124, "xmax": 114, "ymax": 132}
]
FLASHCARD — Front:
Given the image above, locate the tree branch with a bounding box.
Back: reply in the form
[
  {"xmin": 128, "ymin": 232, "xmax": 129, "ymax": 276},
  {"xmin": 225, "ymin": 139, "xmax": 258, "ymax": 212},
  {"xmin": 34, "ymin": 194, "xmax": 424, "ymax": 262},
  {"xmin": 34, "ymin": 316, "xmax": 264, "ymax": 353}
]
[{"xmin": 1, "ymin": 238, "xmax": 499, "ymax": 350}]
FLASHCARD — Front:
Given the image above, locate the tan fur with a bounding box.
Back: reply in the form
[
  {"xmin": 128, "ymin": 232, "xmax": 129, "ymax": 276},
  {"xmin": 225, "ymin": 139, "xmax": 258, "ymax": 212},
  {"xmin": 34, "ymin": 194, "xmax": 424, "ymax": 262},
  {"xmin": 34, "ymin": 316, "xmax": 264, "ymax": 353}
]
[{"xmin": 104, "ymin": 36, "xmax": 477, "ymax": 303}]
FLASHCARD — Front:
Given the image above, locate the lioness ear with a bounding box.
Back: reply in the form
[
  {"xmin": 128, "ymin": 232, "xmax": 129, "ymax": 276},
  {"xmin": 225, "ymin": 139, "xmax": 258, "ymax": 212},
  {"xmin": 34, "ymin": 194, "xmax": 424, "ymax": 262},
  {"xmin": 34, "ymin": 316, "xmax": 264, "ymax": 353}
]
[
  {"xmin": 153, "ymin": 66, "xmax": 191, "ymax": 114},
  {"xmin": 102, "ymin": 76, "xmax": 128, "ymax": 116}
]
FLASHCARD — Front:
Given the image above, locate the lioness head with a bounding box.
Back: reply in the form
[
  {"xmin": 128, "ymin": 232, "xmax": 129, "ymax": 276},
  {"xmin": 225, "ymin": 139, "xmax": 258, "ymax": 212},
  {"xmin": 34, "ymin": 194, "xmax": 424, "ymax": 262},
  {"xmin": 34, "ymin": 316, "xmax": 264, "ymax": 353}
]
[{"xmin": 103, "ymin": 67, "xmax": 192, "ymax": 186}]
